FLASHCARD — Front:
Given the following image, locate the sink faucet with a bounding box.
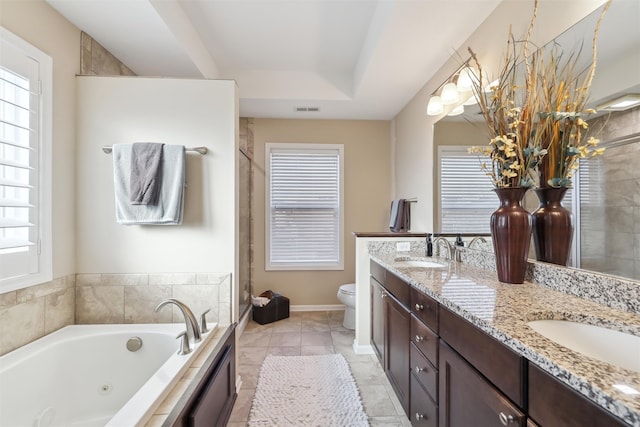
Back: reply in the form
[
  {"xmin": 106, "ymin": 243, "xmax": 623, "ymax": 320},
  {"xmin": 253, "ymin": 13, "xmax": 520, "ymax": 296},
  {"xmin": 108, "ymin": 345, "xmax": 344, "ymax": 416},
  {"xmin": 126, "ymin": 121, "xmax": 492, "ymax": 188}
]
[
  {"xmin": 469, "ymin": 236, "xmax": 488, "ymax": 249},
  {"xmin": 155, "ymin": 298, "xmax": 201, "ymax": 345},
  {"xmin": 433, "ymin": 237, "xmax": 455, "ymax": 260}
]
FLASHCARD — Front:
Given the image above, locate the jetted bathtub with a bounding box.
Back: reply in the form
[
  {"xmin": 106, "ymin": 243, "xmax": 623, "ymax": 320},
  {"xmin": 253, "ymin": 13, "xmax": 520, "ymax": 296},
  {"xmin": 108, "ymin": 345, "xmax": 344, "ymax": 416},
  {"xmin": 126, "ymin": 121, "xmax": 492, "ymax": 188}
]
[{"xmin": 0, "ymin": 323, "xmax": 217, "ymax": 427}]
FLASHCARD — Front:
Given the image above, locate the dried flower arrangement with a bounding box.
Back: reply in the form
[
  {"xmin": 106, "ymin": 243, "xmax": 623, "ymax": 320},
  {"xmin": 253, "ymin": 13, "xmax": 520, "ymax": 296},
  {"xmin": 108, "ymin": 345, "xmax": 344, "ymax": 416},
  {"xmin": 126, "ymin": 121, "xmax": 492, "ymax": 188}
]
[{"xmin": 468, "ymin": 0, "xmax": 610, "ymax": 189}]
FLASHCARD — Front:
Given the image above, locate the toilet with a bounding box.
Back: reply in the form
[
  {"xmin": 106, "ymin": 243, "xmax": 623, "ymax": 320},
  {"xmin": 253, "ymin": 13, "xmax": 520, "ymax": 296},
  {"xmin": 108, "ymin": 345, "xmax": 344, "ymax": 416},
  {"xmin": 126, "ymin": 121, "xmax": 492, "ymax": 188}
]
[{"xmin": 337, "ymin": 283, "xmax": 356, "ymax": 330}]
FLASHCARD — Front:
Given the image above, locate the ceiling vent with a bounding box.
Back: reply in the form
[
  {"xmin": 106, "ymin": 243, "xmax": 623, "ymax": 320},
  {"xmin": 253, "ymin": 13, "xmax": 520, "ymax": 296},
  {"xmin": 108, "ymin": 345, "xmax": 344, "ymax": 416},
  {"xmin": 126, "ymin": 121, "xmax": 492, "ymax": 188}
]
[{"xmin": 294, "ymin": 107, "xmax": 320, "ymax": 112}]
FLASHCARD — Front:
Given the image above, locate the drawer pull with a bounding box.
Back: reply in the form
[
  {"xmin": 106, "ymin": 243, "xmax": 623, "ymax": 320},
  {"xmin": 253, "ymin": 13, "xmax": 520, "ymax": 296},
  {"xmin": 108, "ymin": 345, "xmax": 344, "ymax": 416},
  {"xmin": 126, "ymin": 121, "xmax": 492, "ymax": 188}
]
[
  {"xmin": 415, "ymin": 334, "xmax": 425, "ymax": 342},
  {"xmin": 499, "ymin": 412, "xmax": 514, "ymax": 425},
  {"xmin": 415, "ymin": 365, "xmax": 427, "ymax": 373},
  {"xmin": 415, "ymin": 412, "xmax": 426, "ymax": 421},
  {"xmin": 415, "ymin": 303, "xmax": 424, "ymax": 311}
]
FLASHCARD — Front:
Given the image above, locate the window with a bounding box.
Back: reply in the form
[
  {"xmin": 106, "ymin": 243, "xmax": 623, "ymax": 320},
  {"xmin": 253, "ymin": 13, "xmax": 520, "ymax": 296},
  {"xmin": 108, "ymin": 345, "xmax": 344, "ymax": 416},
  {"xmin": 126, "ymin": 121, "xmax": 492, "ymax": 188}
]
[
  {"xmin": 0, "ymin": 27, "xmax": 52, "ymax": 292},
  {"xmin": 266, "ymin": 143, "xmax": 343, "ymax": 270},
  {"xmin": 438, "ymin": 146, "xmax": 498, "ymax": 233}
]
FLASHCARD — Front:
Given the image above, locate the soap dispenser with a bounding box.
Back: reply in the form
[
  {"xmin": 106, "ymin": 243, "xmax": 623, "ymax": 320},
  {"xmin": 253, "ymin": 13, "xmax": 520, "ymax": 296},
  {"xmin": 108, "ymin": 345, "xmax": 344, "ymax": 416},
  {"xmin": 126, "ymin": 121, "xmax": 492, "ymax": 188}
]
[
  {"xmin": 426, "ymin": 233, "xmax": 433, "ymax": 257},
  {"xmin": 455, "ymin": 234, "xmax": 464, "ymax": 247}
]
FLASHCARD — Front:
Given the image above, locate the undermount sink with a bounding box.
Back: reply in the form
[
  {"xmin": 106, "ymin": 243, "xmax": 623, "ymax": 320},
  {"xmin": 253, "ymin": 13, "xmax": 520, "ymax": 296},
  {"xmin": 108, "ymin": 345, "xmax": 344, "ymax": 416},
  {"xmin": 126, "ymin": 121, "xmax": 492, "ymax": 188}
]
[
  {"xmin": 395, "ymin": 260, "xmax": 446, "ymax": 268},
  {"xmin": 527, "ymin": 320, "xmax": 640, "ymax": 373}
]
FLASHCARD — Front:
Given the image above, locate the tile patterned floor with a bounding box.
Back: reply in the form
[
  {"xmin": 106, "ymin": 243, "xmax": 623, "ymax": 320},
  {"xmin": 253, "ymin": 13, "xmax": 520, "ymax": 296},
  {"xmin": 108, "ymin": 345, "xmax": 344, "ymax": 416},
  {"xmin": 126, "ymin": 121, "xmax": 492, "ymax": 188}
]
[{"xmin": 227, "ymin": 311, "xmax": 412, "ymax": 427}]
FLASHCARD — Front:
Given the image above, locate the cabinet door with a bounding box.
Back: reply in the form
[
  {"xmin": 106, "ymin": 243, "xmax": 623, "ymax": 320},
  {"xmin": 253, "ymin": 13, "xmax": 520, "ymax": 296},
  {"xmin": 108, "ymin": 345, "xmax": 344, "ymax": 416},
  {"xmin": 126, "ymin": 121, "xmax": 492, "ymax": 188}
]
[
  {"xmin": 370, "ymin": 277, "xmax": 386, "ymax": 364},
  {"xmin": 385, "ymin": 292, "xmax": 411, "ymax": 416},
  {"xmin": 528, "ymin": 363, "xmax": 626, "ymax": 427},
  {"xmin": 439, "ymin": 341, "xmax": 525, "ymax": 427}
]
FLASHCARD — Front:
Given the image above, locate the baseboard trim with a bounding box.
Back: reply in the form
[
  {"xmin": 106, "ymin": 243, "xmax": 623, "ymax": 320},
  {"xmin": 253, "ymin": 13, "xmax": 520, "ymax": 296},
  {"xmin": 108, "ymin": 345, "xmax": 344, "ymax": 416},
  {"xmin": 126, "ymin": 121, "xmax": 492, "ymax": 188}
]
[
  {"xmin": 290, "ymin": 304, "xmax": 345, "ymax": 312},
  {"xmin": 353, "ymin": 343, "xmax": 375, "ymax": 355}
]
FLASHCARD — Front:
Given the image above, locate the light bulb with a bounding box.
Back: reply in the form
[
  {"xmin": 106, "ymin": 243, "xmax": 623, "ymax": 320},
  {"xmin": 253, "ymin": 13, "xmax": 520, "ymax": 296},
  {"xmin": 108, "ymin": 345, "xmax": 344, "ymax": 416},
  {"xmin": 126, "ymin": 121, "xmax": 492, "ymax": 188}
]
[
  {"xmin": 456, "ymin": 67, "xmax": 478, "ymax": 92},
  {"xmin": 427, "ymin": 96, "xmax": 444, "ymax": 116},
  {"xmin": 441, "ymin": 82, "xmax": 459, "ymax": 105}
]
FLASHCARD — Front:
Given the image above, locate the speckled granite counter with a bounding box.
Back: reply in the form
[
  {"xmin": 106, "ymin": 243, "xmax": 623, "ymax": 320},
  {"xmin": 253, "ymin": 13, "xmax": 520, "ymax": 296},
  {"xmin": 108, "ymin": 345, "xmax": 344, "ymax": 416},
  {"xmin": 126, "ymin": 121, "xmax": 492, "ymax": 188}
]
[{"xmin": 370, "ymin": 250, "xmax": 640, "ymax": 427}]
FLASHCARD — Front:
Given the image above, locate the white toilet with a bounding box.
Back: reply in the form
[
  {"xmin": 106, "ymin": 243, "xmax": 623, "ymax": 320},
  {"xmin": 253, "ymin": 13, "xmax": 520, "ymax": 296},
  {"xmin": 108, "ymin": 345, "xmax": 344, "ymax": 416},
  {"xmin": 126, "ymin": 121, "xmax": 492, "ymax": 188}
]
[{"xmin": 337, "ymin": 283, "xmax": 356, "ymax": 330}]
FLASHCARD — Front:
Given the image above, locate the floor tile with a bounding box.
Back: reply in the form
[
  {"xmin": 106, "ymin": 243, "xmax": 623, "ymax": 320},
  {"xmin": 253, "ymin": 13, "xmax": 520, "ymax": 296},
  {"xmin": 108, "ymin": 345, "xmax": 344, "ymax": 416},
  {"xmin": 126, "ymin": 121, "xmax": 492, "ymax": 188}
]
[
  {"xmin": 300, "ymin": 331, "xmax": 333, "ymax": 346},
  {"xmin": 268, "ymin": 331, "xmax": 301, "ymax": 347},
  {"xmin": 236, "ymin": 313, "xmax": 409, "ymax": 426}
]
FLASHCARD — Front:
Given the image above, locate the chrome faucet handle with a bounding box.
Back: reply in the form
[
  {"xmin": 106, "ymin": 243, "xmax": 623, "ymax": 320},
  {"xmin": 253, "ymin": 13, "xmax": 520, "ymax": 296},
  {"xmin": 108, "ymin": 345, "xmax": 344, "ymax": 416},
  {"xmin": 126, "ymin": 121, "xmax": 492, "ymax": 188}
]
[
  {"xmin": 200, "ymin": 308, "xmax": 211, "ymax": 334},
  {"xmin": 176, "ymin": 331, "xmax": 192, "ymax": 355}
]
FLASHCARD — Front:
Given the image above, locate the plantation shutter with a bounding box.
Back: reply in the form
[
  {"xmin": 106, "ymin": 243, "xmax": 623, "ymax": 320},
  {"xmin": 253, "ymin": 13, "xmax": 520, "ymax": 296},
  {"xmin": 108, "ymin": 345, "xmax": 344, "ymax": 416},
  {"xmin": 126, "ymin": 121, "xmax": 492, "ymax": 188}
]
[
  {"xmin": 439, "ymin": 146, "xmax": 498, "ymax": 233},
  {"xmin": 1, "ymin": 28, "xmax": 52, "ymax": 290},
  {"xmin": 267, "ymin": 144, "xmax": 343, "ymax": 270}
]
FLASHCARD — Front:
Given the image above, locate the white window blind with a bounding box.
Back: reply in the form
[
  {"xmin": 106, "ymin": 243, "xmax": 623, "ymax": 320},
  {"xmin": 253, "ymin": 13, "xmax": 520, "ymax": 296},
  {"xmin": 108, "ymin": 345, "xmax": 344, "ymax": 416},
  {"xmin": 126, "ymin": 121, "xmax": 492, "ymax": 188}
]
[
  {"xmin": 266, "ymin": 143, "xmax": 343, "ymax": 270},
  {"xmin": 1, "ymin": 27, "xmax": 52, "ymax": 291},
  {"xmin": 439, "ymin": 146, "xmax": 498, "ymax": 233}
]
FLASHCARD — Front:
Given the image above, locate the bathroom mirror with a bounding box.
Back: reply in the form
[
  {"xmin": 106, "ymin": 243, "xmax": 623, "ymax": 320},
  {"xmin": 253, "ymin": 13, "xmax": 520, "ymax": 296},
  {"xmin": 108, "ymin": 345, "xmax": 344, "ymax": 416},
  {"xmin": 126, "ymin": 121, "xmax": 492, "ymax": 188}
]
[{"xmin": 433, "ymin": 1, "xmax": 640, "ymax": 280}]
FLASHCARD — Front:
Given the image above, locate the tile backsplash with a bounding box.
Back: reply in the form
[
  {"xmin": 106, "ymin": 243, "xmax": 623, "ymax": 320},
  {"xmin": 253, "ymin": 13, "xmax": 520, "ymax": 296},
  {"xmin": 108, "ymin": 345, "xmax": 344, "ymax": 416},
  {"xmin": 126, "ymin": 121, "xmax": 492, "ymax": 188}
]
[{"xmin": 0, "ymin": 272, "xmax": 231, "ymax": 357}]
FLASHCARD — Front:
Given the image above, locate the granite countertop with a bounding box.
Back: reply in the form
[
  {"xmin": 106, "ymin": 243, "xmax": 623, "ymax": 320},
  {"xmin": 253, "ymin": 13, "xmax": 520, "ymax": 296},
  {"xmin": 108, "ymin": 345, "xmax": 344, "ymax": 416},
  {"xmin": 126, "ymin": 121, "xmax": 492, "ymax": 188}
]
[{"xmin": 370, "ymin": 250, "xmax": 640, "ymax": 427}]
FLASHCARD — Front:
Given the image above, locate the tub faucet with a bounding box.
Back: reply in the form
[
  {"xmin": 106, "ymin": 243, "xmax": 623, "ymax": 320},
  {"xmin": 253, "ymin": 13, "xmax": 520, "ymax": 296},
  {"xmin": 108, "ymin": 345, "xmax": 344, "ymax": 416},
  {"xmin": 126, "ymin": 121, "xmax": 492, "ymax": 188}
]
[
  {"xmin": 433, "ymin": 237, "xmax": 455, "ymax": 261},
  {"xmin": 155, "ymin": 298, "xmax": 201, "ymax": 345}
]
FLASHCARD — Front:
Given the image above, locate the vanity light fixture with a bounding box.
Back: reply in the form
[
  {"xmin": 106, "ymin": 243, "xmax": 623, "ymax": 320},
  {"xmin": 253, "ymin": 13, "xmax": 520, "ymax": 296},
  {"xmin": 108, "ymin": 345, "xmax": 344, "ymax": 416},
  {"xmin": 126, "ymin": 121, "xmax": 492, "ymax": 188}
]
[
  {"xmin": 456, "ymin": 66, "xmax": 478, "ymax": 93},
  {"xmin": 441, "ymin": 82, "xmax": 460, "ymax": 105},
  {"xmin": 427, "ymin": 95, "xmax": 444, "ymax": 116},
  {"xmin": 596, "ymin": 94, "xmax": 640, "ymax": 111},
  {"xmin": 447, "ymin": 105, "xmax": 465, "ymax": 116}
]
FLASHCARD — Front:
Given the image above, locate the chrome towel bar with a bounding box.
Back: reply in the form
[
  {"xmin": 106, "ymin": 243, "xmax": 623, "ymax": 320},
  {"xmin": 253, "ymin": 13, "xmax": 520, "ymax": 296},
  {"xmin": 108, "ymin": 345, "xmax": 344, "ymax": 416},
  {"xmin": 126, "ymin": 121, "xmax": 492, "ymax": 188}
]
[{"xmin": 102, "ymin": 145, "xmax": 207, "ymax": 155}]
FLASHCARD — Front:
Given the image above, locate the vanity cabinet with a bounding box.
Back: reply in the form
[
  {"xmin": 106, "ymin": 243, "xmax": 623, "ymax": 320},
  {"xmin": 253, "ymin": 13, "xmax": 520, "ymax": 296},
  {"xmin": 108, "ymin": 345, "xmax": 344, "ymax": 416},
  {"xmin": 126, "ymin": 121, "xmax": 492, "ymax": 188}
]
[
  {"xmin": 370, "ymin": 260, "xmax": 411, "ymax": 415},
  {"xmin": 439, "ymin": 341, "xmax": 526, "ymax": 427},
  {"xmin": 164, "ymin": 325, "xmax": 237, "ymax": 427},
  {"xmin": 370, "ymin": 261, "xmax": 629, "ymax": 427},
  {"xmin": 528, "ymin": 363, "xmax": 626, "ymax": 427}
]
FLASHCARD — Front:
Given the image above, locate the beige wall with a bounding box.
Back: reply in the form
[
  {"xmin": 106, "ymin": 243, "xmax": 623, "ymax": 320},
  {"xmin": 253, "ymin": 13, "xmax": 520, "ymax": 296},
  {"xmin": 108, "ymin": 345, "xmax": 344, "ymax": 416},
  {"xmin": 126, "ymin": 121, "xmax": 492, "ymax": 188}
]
[
  {"xmin": 76, "ymin": 77, "xmax": 239, "ymax": 275},
  {"xmin": 393, "ymin": 0, "xmax": 608, "ymax": 233},
  {"xmin": 253, "ymin": 119, "xmax": 391, "ymax": 306},
  {"xmin": 1, "ymin": 0, "xmax": 80, "ymax": 279},
  {"xmin": 0, "ymin": 0, "xmax": 79, "ymax": 355}
]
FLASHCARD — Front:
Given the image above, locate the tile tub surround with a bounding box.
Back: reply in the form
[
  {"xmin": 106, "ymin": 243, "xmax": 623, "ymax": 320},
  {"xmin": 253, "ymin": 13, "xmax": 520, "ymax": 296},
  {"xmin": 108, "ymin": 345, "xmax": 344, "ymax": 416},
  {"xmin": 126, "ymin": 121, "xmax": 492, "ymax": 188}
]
[
  {"xmin": 75, "ymin": 272, "xmax": 232, "ymax": 326},
  {"xmin": 370, "ymin": 251, "xmax": 640, "ymax": 426},
  {"xmin": 0, "ymin": 272, "xmax": 232, "ymax": 357},
  {"xmin": 0, "ymin": 275, "xmax": 76, "ymax": 356}
]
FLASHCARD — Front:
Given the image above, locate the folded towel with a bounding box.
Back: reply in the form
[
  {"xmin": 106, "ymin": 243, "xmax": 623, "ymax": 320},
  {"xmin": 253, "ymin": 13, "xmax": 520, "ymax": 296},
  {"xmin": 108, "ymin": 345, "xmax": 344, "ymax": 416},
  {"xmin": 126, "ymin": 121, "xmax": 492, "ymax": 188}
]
[
  {"xmin": 130, "ymin": 142, "xmax": 164, "ymax": 205},
  {"xmin": 113, "ymin": 143, "xmax": 186, "ymax": 225},
  {"xmin": 389, "ymin": 199, "xmax": 410, "ymax": 232}
]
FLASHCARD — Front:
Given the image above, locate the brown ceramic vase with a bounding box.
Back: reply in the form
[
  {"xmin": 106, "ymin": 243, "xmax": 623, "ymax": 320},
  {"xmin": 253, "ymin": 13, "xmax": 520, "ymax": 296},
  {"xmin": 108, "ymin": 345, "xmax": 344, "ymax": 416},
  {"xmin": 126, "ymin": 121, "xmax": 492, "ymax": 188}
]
[
  {"xmin": 532, "ymin": 187, "xmax": 573, "ymax": 266},
  {"xmin": 491, "ymin": 187, "xmax": 532, "ymax": 284}
]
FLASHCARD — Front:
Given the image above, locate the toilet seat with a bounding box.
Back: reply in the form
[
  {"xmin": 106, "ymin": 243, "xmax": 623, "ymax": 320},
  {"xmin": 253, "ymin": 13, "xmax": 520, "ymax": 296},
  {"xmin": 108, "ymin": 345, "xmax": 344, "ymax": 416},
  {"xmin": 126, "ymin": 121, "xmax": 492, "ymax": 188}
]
[{"xmin": 339, "ymin": 284, "xmax": 356, "ymax": 295}]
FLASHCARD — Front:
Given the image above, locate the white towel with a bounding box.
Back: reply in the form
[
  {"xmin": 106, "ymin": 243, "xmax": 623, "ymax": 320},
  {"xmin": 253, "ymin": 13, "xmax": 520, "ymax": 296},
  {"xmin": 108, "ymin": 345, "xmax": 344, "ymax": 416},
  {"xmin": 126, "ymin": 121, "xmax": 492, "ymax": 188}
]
[{"xmin": 113, "ymin": 143, "xmax": 186, "ymax": 225}]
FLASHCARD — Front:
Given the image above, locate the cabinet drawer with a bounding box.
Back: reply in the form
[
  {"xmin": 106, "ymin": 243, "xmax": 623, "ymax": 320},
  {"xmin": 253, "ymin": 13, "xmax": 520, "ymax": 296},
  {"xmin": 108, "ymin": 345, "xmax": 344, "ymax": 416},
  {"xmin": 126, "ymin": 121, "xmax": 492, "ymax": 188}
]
[
  {"xmin": 439, "ymin": 307, "xmax": 524, "ymax": 408},
  {"xmin": 410, "ymin": 376, "xmax": 438, "ymax": 427},
  {"xmin": 411, "ymin": 314, "xmax": 438, "ymax": 365},
  {"xmin": 410, "ymin": 342, "xmax": 437, "ymax": 402},
  {"xmin": 410, "ymin": 287, "xmax": 438, "ymax": 332},
  {"xmin": 371, "ymin": 260, "xmax": 410, "ymax": 307},
  {"xmin": 528, "ymin": 363, "xmax": 626, "ymax": 427}
]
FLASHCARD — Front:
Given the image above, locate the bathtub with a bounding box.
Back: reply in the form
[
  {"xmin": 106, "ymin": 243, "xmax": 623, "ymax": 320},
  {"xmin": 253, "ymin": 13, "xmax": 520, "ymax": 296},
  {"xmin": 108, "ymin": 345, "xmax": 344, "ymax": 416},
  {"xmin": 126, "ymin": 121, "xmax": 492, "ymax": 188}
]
[{"xmin": 0, "ymin": 323, "xmax": 217, "ymax": 427}]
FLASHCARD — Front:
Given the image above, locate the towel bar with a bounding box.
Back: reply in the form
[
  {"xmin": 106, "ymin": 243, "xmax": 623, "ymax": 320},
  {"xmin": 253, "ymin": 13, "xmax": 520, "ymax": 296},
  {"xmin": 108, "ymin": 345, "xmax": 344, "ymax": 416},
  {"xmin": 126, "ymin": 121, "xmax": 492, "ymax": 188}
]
[{"xmin": 102, "ymin": 145, "xmax": 207, "ymax": 155}]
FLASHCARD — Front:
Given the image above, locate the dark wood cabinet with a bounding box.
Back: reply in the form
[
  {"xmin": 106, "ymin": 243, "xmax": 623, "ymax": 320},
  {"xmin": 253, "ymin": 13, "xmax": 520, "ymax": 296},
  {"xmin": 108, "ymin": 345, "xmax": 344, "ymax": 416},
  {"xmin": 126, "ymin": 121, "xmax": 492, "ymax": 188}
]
[
  {"xmin": 528, "ymin": 363, "xmax": 626, "ymax": 427},
  {"xmin": 370, "ymin": 261, "xmax": 411, "ymax": 417},
  {"xmin": 411, "ymin": 371, "xmax": 438, "ymax": 427},
  {"xmin": 439, "ymin": 307, "xmax": 524, "ymax": 408},
  {"xmin": 439, "ymin": 341, "xmax": 525, "ymax": 427},
  {"xmin": 385, "ymin": 291, "xmax": 411, "ymax": 415},
  {"xmin": 164, "ymin": 326, "xmax": 237, "ymax": 427},
  {"xmin": 370, "ymin": 261, "xmax": 628, "ymax": 427},
  {"xmin": 370, "ymin": 277, "xmax": 386, "ymax": 363}
]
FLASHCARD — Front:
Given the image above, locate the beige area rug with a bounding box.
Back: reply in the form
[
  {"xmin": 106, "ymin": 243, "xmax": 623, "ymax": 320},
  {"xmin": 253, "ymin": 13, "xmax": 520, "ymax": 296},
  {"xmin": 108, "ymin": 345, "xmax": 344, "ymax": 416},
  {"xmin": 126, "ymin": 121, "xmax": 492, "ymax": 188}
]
[{"xmin": 247, "ymin": 354, "xmax": 370, "ymax": 426}]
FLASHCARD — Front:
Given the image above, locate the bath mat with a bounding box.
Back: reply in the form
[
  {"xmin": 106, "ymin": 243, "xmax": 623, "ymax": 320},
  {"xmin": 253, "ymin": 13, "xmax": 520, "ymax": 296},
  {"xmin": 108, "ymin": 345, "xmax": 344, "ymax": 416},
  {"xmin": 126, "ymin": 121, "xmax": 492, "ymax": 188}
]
[{"xmin": 248, "ymin": 354, "xmax": 369, "ymax": 426}]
